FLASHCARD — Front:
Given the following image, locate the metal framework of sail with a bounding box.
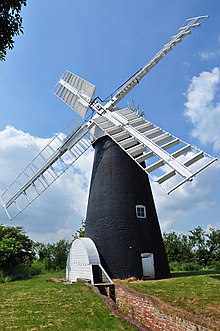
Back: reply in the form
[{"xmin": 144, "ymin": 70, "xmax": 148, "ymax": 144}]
[
  {"xmin": 1, "ymin": 119, "xmax": 94, "ymax": 219},
  {"xmin": 93, "ymin": 108, "xmax": 217, "ymax": 194},
  {"xmin": 53, "ymin": 71, "xmax": 96, "ymax": 119},
  {"xmin": 1, "ymin": 15, "xmax": 217, "ymax": 220}
]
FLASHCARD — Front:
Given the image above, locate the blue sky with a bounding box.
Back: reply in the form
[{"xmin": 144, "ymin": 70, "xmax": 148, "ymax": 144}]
[{"xmin": 0, "ymin": 0, "xmax": 220, "ymax": 242}]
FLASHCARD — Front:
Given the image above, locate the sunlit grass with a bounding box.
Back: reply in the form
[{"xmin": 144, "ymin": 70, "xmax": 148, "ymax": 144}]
[
  {"xmin": 0, "ymin": 272, "xmax": 136, "ymax": 331},
  {"xmin": 125, "ymin": 271, "xmax": 220, "ymax": 323}
]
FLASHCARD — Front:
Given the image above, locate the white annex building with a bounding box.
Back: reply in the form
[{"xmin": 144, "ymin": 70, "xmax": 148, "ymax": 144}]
[{"xmin": 66, "ymin": 237, "xmax": 112, "ymax": 285}]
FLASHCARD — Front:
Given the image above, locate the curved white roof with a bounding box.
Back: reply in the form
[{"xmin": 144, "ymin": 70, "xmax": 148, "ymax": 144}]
[{"xmin": 70, "ymin": 237, "xmax": 100, "ymax": 265}]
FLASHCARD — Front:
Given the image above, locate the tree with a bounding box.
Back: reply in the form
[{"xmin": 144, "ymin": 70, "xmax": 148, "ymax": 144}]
[
  {"xmin": 206, "ymin": 228, "xmax": 220, "ymax": 263},
  {"xmin": 163, "ymin": 231, "xmax": 193, "ymax": 263},
  {"xmin": 0, "ymin": 224, "xmax": 34, "ymax": 276},
  {"xmin": 0, "ymin": 0, "xmax": 27, "ymax": 61},
  {"xmin": 34, "ymin": 240, "xmax": 70, "ymax": 271},
  {"xmin": 163, "ymin": 227, "xmax": 220, "ymax": 270},
  {"xmin": 189, "ymin": 226, "xmax": 209, "ymax": 266},
  {"xmin": 33, "ymin": 241, "xmax": 47, "ymax": 261},
  {"xmin": 53, "ymin": 240, "xmax": 70, "ymax": 270}
]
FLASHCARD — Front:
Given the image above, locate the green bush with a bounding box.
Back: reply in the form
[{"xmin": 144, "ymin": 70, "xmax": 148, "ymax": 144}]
[
  {"xmin": 209, "ymin": 261, "xmax": 220, "ymax": 271},
  {"xmin": 0, "ymin": 270, "xmax": 6, "ymax": 283},
  {"xmin": 30, "ymin": 260, "xmax": 46, "ymax": 276},
  {"xmin": 181, "ymin": 262, "xmax": 200, "ymax": 271},
  {"xmin": 0, "ymin": 260, "xmax": 46, "ymax": 282},
  {"xmin": 169, "ymin": 262, "xmax": 180, "ymax": 271},
  {"xmin": 9, "ymin": 263, "xmax": 31, "ymax": 281},
  {"xmin": 169, "ymin": 262, "xmax": 201, "ymax": 272}
]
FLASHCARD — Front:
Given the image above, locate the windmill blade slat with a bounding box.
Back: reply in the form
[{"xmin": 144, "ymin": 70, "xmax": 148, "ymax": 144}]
[
  {"xmin": 135, "ymin": 151, "xmax": 154, "ymax": 163},
  {"xmin": 135, "ymin": 122, "xmax": 154, "ymax": 133},
  {"xmin": 144, "ymin": 128, "xmax": 163, "ymax": 139},
  {"xmin": 112, "ymin": 131, "xmax": 131, "ymax": 142},
  {"xmin": 120, "ymin": 137, "xmax": 138, "ymax": 149},
  {"xmin": 184, "ymin": 151, "xmax": 204, "ymax": 167},
  {"xmin": 146, "ymin": 160, "xmax": 165, "ymax": 173},
  {"xmin": 126, "ymin": 144, "xmax": 146, "ymax": 157},
  {"xmin": 129, "ymin": 117, "xmax": 146, "ymax": 127},
  {"xmin": 93, "ymin": 108, "xmax": 217, "ymax": 193},
  {"xmin": 156, "ymin": 170, "xmax": 176, "ymax": 185},
  {"xmin": 123, "ymin": 113, "xmax": 138, "ymax": 121},
  {"xmin": 152, "ymin": 133, "xmax": 172, "ymax": 145},
  {"xmin": 1, "ymin": 121, "xmax": 94, "ymax": 220},
  {"xmin": 160, "ymin": 138, "xmax": 180, "ymax": 150},
  {"xmin": 172, "ymin": 145, "xmax": 191, "ymax": 158}
]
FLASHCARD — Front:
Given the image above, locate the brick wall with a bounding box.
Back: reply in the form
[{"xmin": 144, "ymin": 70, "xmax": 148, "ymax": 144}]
[{"xmin": 114, "ymin": 285, "xmax": 218, "ymax": 331}]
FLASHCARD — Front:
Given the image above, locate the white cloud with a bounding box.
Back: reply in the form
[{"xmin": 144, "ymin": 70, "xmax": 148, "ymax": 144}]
[
  {"xmin": 184, "ymin": 67, "xmax": 220, "ymax": 152},
  {"xmin": 198, "ymin": 50, "xmax": 220, "ymax": 61},
  {"xmin": 152, "ymin": 159, "xmax": 220, "ymax": 232},
  {"xmin": 198, "ymin": 35, "xmax": 220, "ymax": 61},
  {"xmin": 150, "ymin": 67, "xmax": 220, "ymax": 233},
  {"xmin": 0, "ymin": 126, "xmax": 93, "ymax": 243}
]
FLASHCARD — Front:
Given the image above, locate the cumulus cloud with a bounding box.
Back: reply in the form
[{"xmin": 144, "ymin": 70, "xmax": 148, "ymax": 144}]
[
  {"xmin": 151, "ymin": 67, "xmax": 220, "ymax": 233},
  {"xmin": 0, "ymin": 126, "xmax": 93, "ymax": 243},
  {"xmin": 151, "ymin": 159, "xmax": 220, "ymax": 232},
  {"xmin": 184, "ymin": 67, "xmax": 220, "ymax": 152}
]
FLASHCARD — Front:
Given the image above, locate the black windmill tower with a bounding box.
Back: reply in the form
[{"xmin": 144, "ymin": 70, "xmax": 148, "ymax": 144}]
[{"xmin": 1, "ymin": 16, "xmax": 217, "ymax": 280}]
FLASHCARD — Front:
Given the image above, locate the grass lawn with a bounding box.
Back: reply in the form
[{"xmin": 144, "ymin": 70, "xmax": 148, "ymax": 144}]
[
  {"xmin": 125, "ymin": 270, "xmax": 220, "ymax": 324},
  {"xmin": 0, "ymin": 272, "xmax": 136, "ymax": 331}
]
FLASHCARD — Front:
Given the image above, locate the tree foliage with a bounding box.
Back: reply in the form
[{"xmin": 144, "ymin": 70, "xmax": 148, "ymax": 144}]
[
  {"xmin": 33, "ymin": 239, "xmax": 71, "ymax": 271},
  {"xmin": 163, "ymin": 231, "xmax": 193, "ymax": 263},
  {"xmin": 163, "ymin": 226, "xmax": 220, "ymax": 270},
  {"xmin": 0, "ymin": 224, "xmax": 34, "ymax": 276},
  {"xmin": 0, "ymin": 0, "xmax": 27, "ymax": 60},
  {"xmin": 72, "ymin": 220, "xmax": 85, "ymax": 240},
  {"xmin": 206, "ymin": 227, "xmax": 220, "ymax": 261}
]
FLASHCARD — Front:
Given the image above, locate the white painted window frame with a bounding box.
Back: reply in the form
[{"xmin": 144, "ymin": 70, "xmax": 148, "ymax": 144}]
[{"xmin": 136, "ymin": 205, "xmax": 146, "ymax": 219}]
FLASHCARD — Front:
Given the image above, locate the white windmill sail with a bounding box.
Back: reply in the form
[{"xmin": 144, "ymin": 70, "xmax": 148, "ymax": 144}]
[
  {"xmin": 53, "ymin": 71, "xmax": 96, "ymax": 119},
  {"xmin": 1, "ymin": 15, "xmax": 216, "ymax": 220},
  {"xmin": 1, "ymin": 119, "xmax": 96, "ymax": 219},
  {"xmin": 92, "ymin": 108, "xmax": 217, "ymax": 194},
  {"xmin": 103, "ymin": 16, "xmax": 209, "ymax": 110}
]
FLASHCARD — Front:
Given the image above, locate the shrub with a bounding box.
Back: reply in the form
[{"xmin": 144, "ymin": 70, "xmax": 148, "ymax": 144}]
[
  {"xmin": 30, "ymin": 260, "xmax": 46, "ymax": 276},
  {"xmin": 180, "ymin": 262, "xmax": 200, "ymax": 271},
  {"xmin": 0, "ymin": 270, "xmax": 6, "ymax": 283},
  {"xmin": 209, "ymin": 261, "xmax": 220, "ymax": 271},
  {"xmin": 9, "ymin": 263, "xmax": 32, "ymax": 281},
  {"xmin": 169, "ymin": 262, "xmax": 180, "ymax": 272},
  {"xmin": 169, "ymin": 262, "xmax": 201, "ymax": 272}
]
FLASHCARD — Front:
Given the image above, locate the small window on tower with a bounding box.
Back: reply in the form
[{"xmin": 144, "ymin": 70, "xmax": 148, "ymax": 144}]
[{"xmin": 136, "ymin": 205, "xmax": 146, "ymax": 219}]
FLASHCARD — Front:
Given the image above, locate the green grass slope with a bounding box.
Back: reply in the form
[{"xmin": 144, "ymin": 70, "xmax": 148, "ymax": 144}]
[
  {"xmin": 125, "ymin": 271, "xmax": 220, "ymax": 324},
  {"xmin": 0, "ymin": 273, "xmax": 136, "ymax": 331}
]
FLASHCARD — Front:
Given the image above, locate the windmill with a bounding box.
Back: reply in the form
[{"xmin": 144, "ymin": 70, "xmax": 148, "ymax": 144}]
[{"xmin": 1, "ymin": 16, "xmax": 217, "ymax": 281}]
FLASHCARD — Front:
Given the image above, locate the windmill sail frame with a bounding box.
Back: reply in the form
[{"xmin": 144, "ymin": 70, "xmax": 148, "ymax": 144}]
[
  {"xmin": 53, "ymin": 71, "xmax": 96, "ymax": 119},
  {"xmin": 1, "ymin": 118, "xmax": 96, "ymax": 219},
  {"xmin": 92, "ymin": 108, "xmax": 217, "ymax": 194}
]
